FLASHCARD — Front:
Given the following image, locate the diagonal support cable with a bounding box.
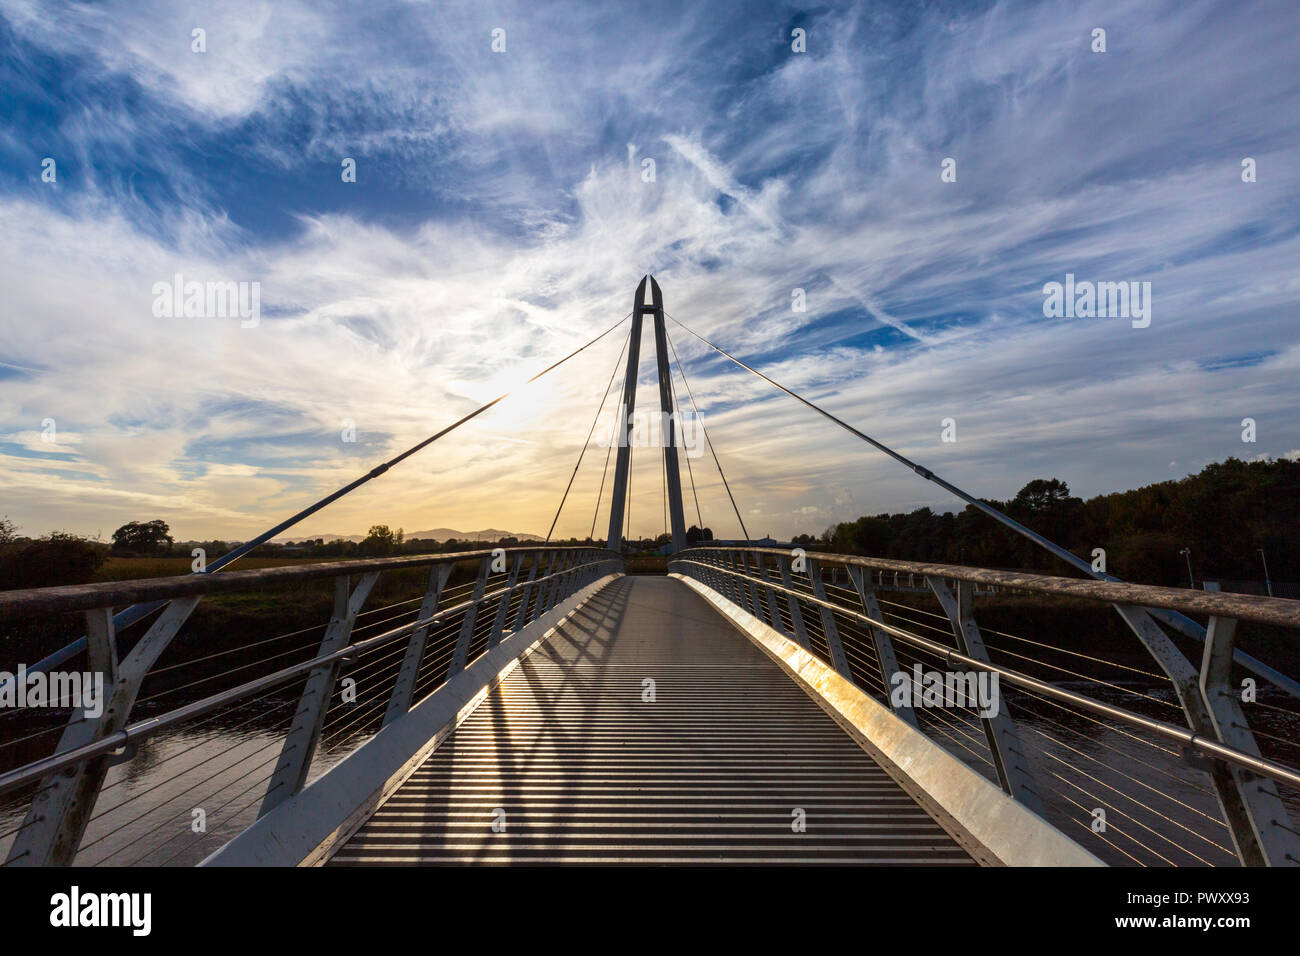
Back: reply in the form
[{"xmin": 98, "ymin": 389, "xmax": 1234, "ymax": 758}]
[
  {"xmin": 546, "ymin": 324, "xmax": 632, "ymax": 542},
  {"xmin": 7, "ymin": 313, "xmax": 632, "ymax": 690},
  {"xmin": 590, "ymin": 408, "xmax": 620, "ymax": 541},
  {"xmin": 665, "ymin": 324, "xmax": 749, "ymax": 543},
  {"xmin": 663, "ymin": 309, "xmax": 1300, "ymax": 699},
  {"xmin": 668, "ymin": 343, "xmax": 705, "ymax": 529}
]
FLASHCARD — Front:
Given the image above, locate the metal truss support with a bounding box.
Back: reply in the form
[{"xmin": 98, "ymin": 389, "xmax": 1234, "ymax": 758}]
[
  {"xmin": 512, "ymin": 554, "xmax": 543, "ymax": 631},
  {"xmin": 808, "ymin": 559, "xmax": 853, "ymax": 680},
  {"xmin": 6, "ymin": 597, "xmax": 201, "ymax": 865},
  {"xmin": 928, "ymin": 577, "xmax": 1044, "ymax": 814},
  {"xmin": 260, "ymin": 571, "xmax": 379, "ymax": 816},
  {"xmin": 738, "ymin": 552, "xmax": 766, "ymax": 624},
  {"xmin": 541, "ymin": 551, "xmax": 569, "ymax": 613},
  {"xmin": 846, "ymin": 565, "xmax": 918, "ymax": 729},
  {"xmin": 383, "ymin": 563, "xmax": 453, "ymax": 726},
  {"xmin": 754, "ymin": 551, "xmax": 785, "ymax": 632},
  {"xmin": 776, "ymin": 555, "xmax": 812, "ymax": 651},
  {"xmin": 487, "ymin": 554, "xmax": 524, "ymax": 649},
  {"xmin": 1198, "ymin": 593, "xmax": 1300, "ymax": 866},
  {"xmin": 1110, "ymin": 598, "xmax": 1285, "ymax": 866},
  {"xmin": 446, "ymin": 557, "xmax": 490, "ymax": 678}
]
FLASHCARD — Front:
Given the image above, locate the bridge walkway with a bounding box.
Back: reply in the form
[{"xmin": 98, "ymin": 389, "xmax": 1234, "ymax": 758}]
[{"xmin": 328, "ymin": 576, "xmax": 976, "ymax": 865}]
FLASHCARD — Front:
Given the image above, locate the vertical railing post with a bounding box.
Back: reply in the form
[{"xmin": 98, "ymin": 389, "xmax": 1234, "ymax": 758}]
[
  {"xmin": 384, "ymin": 562, "xmax": 452, "ymax": 726},
  {"xmin": 807, "ymin": 558, "xmax": 852, "ymax": 679},
  {"xmin": 697, "ymin": 550, "xmax": 716, "ymax": 591},
  {"xmin": 755, "ymin": 552, "xmax": 785, "ymax": 632},
  {"xmin": 927, "ymin": 576, "xmax": 1043, "ymax": 814},
  {"xmin": 6, "ymin": 597, "xmax": 202, "ymax": 866},
  {"xmin": 1198, "ymin": 583, "xmax": 1300, "ymax": 866},
  {"xmin": 726, "ymin": 551, "xmax": 749, "ymax": 611},
  {"xmin": 1111, "ymin": 598, "xmax": 1277, "ymax": 866},
  {"xmin": 546, "ymin": 551, "xmax": 569, "ymax": 609},
  {"xmin": 535, "ymin": 551, "xmax": 560, "ymax": 613},
  {"xmin": 846, "ymin": 565, "xmax": 917, "ymax": 728},
  {"xmin": 446, "ymin": 557, "xmax": 490, "ymax": 678},
  {"xmin": 558, "ymin": 550, "xmax": 583, "ymax": 603},
  {"xmin": 738, "ymin": 552, "xmax": 765, "ymax": 623},
  {"xmin": 513, "ymin": 553, "xmax": 544, "ymax": 632},
  {"xmin": 731, "ymin": 551, "xmax": 752, "ymax": 613},
  {"xmin": 716, "ymin": 550, "xmax": 736, "ymax": 605},
  {"xmin": 541, "ymin": 551, "xmax": 570, "ymax": 612},
  {"xmin": 776, "ymin": 555, "xmax": 811, "ymax": 651},
  {"xmin": 260, "ymin": 571, "xmax": 380, "ymax": 816},
  {"xmin": 540, "ymin": 550, "xmax": 561, "ymax": 611},
  {"xmin": 486, "ymin": 554, "xmax": 524, "ymax": 649}
]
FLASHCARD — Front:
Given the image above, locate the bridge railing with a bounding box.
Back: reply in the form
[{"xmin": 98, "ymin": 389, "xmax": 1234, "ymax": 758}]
[
  {"xmin": 670, "ymin": 545, "xmax": 1300, "ymax": 867},
  {"xmin": 0, "ymin": 545, "xmax": 622, "ymax": 866}
]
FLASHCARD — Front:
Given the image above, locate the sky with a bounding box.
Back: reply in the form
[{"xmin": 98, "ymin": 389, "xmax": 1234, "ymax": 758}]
[{"xmin": 1, "ymin": 0, "xmax": 1298, "ymax": 544}]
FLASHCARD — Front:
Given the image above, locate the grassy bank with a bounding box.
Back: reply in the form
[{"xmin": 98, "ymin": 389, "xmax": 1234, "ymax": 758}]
[{"xmin": 1, "ymin": 554, "xmax": 487, "ymax": 671}]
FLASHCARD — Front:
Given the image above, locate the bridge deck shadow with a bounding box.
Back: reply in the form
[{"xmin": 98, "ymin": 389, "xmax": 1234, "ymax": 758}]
[{"xmin": 329, "ymin": 576, "xmax": 975, "ymax": 865}]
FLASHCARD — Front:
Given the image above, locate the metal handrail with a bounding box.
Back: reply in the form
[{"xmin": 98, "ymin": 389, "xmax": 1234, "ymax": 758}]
[
  {"xmin": 1, "ymin": 545, "xmax": 623, "ymax": 866},
  {"xmin": 670, "ymin": 556, "xmax": 1300, "ymax": 789},
  {"xmin": 0, "ymin": 545, "xmax": 617, "ymax": 621},
  {"xmin": 671, "ymin": 545, "xmax": 1300, "ymax": 866},
  {"xmin": 680, "ymin": 546, "xmax": 1300, "ymax": 629},
  {"xmin": 0, "ymin": 554, "xmax": 620, "ymax": 797}
]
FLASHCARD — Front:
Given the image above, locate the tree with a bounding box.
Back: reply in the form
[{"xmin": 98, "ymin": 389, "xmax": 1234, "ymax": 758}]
[
  {"xmin": 360, "ymin": 524, "xmax": 403, "ymax": 556},
  {"xmin": 1010, "ymin": 478, "xmax": 1074, "ymax": 513},
  {"xmin": 0, "ymin": 531, "xmax": 107, "ymax": 589},
  {"xmin": 0, "ymin": 515, "xmax": 16, "ymax": 545},
  {"xmin": 111, "ymin": 519, "xmax": 173, "ymax": 554}
]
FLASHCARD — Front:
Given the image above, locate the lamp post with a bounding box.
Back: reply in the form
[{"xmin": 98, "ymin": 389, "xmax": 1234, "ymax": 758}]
[
  {"xmin": 1258, "ymin": 548, "xmax": 1273, "ymax": 598},
  {"xmin": 1179, "ymin": 547, "xmax": 1194, "ymax": 589}
]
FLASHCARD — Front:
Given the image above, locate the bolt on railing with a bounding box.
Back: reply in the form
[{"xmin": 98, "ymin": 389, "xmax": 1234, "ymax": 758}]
[
  {"xmin": 0, "ymin": 546, "xmax": 622, "ymax": 866},
  {"xmin": 670, "ymin": 545, "xmax": 1300, "ymax": 867}
]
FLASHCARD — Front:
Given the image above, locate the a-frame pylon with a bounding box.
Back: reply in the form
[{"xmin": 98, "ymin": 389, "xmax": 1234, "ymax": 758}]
[{"xmin": 605, "ymin": 276, "xmax": 688, "ymax": 553}]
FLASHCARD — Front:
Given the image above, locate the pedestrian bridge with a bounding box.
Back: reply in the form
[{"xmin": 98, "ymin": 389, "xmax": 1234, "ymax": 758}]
[
  {"xmin": 330, "ymin": 576, "xmax": 978, "ymax": 866},
  {"xmin": 3, "ymin": 545, "xmax": 1298, "ymax": 868},
  {"xmin": 2, "ymin": 277, "xmax": 1299, "ymax": 867}
]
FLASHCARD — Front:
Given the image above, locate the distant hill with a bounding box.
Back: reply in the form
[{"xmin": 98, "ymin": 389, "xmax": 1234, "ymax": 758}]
[{"xmin": 271, "ymin": 527, "xmax": 543, "ymax": 544}]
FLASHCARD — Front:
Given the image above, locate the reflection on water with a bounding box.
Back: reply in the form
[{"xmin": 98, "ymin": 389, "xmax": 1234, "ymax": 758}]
[
  {"xmin": 0, "ymin": 694, "xmax": 376, "ymax": 866},
  {"xmin": 932, "ymin": 680, "xmax": 1300, "ymax": 866}
]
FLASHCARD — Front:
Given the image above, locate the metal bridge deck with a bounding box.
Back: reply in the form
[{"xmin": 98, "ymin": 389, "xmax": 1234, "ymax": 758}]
[{"xmin": 329, "ymin": 576, "xmax": 975, "ymax": 865}]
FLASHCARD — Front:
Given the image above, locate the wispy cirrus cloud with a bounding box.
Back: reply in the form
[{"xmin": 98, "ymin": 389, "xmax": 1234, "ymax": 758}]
[{"xmin": 1, "ymin": 0, "xmax": 1298, "ymax": 543}]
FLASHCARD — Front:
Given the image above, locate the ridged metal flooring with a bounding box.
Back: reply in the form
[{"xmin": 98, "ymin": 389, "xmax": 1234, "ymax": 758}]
[{"xmin": 330, "ymin": 576, "xmax": 975, "ymax": 865}]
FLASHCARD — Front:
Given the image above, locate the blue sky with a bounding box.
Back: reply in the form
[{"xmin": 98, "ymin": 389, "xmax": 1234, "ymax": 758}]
[{"xmin": 1, "ymin": 0, "xmax": 1298, "ymax": 542}]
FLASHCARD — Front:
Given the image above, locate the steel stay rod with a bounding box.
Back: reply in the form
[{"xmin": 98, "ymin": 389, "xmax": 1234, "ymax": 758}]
[
  {"xmin": 669, "ymin": 557, "xmax": 1300, "ymax": 789},
  {"xmin": 665, "ymin": 313, "xmax": 1298, "ymax": 699},
  {"xmin": 5, "ymin": 316, "xmax": 631, "ymax": 688}
]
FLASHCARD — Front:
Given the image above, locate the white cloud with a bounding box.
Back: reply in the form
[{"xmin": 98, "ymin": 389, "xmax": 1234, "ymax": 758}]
[{"xmin": 2, "ymin": 0, "xmax": 1299, "ymax": 544}]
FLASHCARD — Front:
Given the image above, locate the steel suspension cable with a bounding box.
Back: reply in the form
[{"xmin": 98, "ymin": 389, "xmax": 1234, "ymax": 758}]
[
  {"xmin": 663, "ymin": 310, "xmax": 1299, "ymax": 698},
  {"xmin": 7, "ymin": 313, "xmax": 632, "ymax": 689},
  {"xmin": 664, "ymin": 325, "xmax": 750, "ymax": 543},
  {"xmin": 545, "ymin": 323, "xmax": 633, "ymax": 543},
  {"xmin": 668, "ymin": 355, "xmax": 704, "ymax": 528},
  {"xmin": 590, "ymin": 390, "xmax": 622, "ymax": 541}
]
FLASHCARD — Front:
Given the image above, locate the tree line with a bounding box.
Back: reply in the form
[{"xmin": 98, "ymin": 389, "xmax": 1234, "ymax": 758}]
[
  {"xmin": 814, "ymin": 458, "xmax": 1300, "ymax": 587},
  {"xmin": 2, "ymin": 456, "xmax": 1296, "ymax": 591}
]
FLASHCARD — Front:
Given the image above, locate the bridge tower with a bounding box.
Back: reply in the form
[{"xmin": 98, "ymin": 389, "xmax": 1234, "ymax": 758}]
[{"xmin": 605, "ymin": 275, "xmax": 688, "ymax": 553}]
